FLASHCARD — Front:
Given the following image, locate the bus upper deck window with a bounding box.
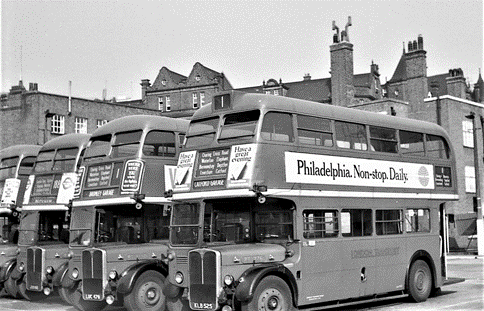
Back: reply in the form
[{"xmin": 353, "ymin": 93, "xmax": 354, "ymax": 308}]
[
  {"xmin": 219, "ymin": 110, "xmax": 260, "ymax": 142},
  {"xmin": 297, "ymin": 115, "xmax": 333, "ymax": 147},
  {"xmin": 53, "ymin": 148, "xmax": 78, "ymax": 171},
  {"xmin": 0, "ymin": 157, "xmax": 18, "ymax": 179},
  {"xmin": 143, "ymin": 131, "xmax": 176, "ymax": 157},
  {"xmin": 185, "ymin": 117, "xmax": 219, "ymax": 148},
  {"xmin": 34, "ymin": 151, "xmax": 55, "ymax": 172},
  {"xmin": 399, "ymin": 131, "xmax": 424, "ymax": 157},
  {"xmin": 426, "ymin": 135, "xmax": 450, "ymax": 159},
  {"xmin": 84, "ymin": 135, "xmax": 111, "ymax": 162},
  {"xmin": 18, "ymin": 156, "xmax": 36, "ymax": 176},
  {"xmin": 370, "ymin": 126, "xmax": 397, "ymax": 153},
  {"xmin": 335, "ymin": 121, "xmax": 367, "ymax": 150},
  {"xmin": 112, "ymin": 130, "xmax": 142, "ymax": 158},
  {"xmin": 261, "ymin": 112, "xmax": 294, "ymax": 142}
]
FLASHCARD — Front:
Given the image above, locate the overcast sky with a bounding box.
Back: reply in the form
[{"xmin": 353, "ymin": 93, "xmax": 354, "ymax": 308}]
[{"xmin": 1, "ymin": 0, "xmax": 483, "ymax": 100}]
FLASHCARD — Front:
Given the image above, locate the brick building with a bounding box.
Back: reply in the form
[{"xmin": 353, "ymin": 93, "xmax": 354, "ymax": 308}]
[
  {"xmin": 140, "ymin": 62, "xmax": 233, "ymax": 118},
  {"xmin": 0, "ymin": 81, "xmax": 162, "ymax": 150}
]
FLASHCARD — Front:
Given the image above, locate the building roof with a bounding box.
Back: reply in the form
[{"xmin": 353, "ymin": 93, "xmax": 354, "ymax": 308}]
[
  {"xmin": 387, "ymin": 53, "xmax": 406, "ymax": 83},
  {"xmin": 237, "ymin": 72, "xmax": 375, "ymax": 103}
]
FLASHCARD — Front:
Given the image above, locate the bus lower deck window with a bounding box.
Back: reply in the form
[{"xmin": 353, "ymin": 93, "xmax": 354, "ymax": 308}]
[
  {"xmin": 405, "ymin": 208, "xmax": 430, "ymax": 232},
  {"xmin": 303, "ymin": 210, "xmax": 338, "ymax": 238},
  {"xmin": 376, "ymin": 209, "xmax": 403, "ymax": 235},
  {"xmin": 341, "ymin": 209, "xmax": 372, "ymax": 237}
]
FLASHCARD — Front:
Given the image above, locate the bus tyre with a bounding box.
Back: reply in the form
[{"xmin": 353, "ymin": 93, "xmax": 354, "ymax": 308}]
[
  {"xmin": 124, "ymin": 270, "xmax": 166, "ymax": 311},
  {"xmin": 71, "ymin": 285, "xmax": 107, "ymax": 311},
  {"xmin": 58, "ymin": 286, "xmax": 76, "ymax": 305},
  {"xmin": 241, "ymin": 276, "xmax": 294, "ymax": 311},
  {"xmin": 4, "ymin": 277, "xmax": 21, "ymax": 298},
  {"xmin": 408, "ymin": 260, "xmax": 432, "ymax": 302},
  {"xmin": 18, "ymin": 281, "xmax": 46, "ymax": 301}
]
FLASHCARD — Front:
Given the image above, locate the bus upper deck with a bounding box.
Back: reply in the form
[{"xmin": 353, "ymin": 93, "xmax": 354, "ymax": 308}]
[
  {"xmin": 173, "ymin": 91, "xmax": 457, "ymax": 201},
  {"xmin": 0, "ymin": 145, "xmax": 41, "ymax": 212},
  {"xmin": 74, "ymin": 115, "xmax": 189, "ymax": 207}
]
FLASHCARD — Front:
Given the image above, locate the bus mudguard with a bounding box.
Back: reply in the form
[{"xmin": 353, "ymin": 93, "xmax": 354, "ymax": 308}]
[
  {"xmin": 234, "ymin": 263, "xmax": 298, "ymax": 306},
  {"xmin": 407, "ymin": 250, "xmax": 437, "ymax": 289},
  {"xmin": 0, "ymin": 258, "xmax": 16, "ymax": 282},
  {"xmin": 52, "ymin": 261, "xmax": 69, "ymax": 287},
  {"xmin": 117, "ymin": 259, "xmax": 167, "ymax": 295},
  {"xmin": 61, "ymin": 272, "xmax": 77, "ymax": 289},
  {"xmin": 9, "ymin": 264, "xmax": 23, "ymax": 280}
]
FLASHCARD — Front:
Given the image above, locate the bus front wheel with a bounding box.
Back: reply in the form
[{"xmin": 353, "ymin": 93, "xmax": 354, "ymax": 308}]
[
  {"xmin": 241, "ymin": 275, "xmax": 294, "ymax": 311},
  {"xmin": 123, "ymin": 270, "xmax": 166, "ymax": 311},
  {"xmin": 408, "ymin": 259, "xmax": 432, "ymax": 302}
]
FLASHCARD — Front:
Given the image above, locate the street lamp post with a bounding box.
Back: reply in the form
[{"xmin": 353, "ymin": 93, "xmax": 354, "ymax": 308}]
[{"xmin": 466, "ymin": 112, "xmax": 484, "ymax": 256}]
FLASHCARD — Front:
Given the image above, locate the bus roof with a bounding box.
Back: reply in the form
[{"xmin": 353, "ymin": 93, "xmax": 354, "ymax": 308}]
[
  {"xmin": 0, "ymin": 144, "xmax": 42, "ymax": 160},
  {"xmin": 195, "ymin": 91, "xmax": 450, "ymax": 138},
  {"xmin": 91, "ymin": 115, "xmax": 190, "ymax": 138},
  {"xmin": 40, "ymin": 133, "xmax": 91, "ymax": 152}
]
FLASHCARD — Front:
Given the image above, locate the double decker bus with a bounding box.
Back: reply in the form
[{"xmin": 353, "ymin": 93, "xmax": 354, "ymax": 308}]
[
  {"xmin": 167, "ymin": 91, "xmax": 458, "ymax": 311},
  {"xmin": 60, "ymin": 115, "xmax": 188, "ymax": 311},
  {"xmin": 0, "ymin": 145, "xmax": 40, "ymax": 293},
  {"xmin": 4, "ymin": 134, "xmax": 91, "ymax": 301}
]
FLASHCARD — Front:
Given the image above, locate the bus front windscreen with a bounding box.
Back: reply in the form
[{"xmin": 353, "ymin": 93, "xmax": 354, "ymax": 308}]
[
  {"xmin": 171, "ymin": 203, "xmax": 200, "ymax": 245},
  {"xmin": 19, "ymin": 211, "xmax": 69, "ymax": 246}
]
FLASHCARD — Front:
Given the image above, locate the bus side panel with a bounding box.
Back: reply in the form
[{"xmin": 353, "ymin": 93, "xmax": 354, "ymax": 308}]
[
  {"xmin": 339, "ymin": 237, "xmax": 376, "ymax": 298},
  {"xmin": 374, "ymin": 235, "xmax": 408, "ymax": 293},
  {"xmin": 299, "ymin": 239, "xmax": 341, "ymax": 305}
]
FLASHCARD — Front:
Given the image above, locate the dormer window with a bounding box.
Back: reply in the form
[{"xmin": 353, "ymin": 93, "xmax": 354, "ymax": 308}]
[{"xmin": 161, "ymin": 79, "xmax": 166, "ymax": 86}]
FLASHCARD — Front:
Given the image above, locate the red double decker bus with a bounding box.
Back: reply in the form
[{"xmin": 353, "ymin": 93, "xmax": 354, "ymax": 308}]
[{"xmin": 166, "ymin": 91, "xmax": 457, "ymax": 311}]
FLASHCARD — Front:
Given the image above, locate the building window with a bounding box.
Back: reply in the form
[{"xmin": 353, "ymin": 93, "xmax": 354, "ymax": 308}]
[
  {"xmin": 200, "ymin": 92, "xmax": 205, "ymax": 106},
  {"xmin": 161, "ymin": 79, "xmax": 166, "ymax": 86},
  {"xmin": 97, "ymin": 119, "xmax": 108, "ymax": 128},
  {"xmin": 463, "ymin": 120, "xmax": 474, "ymax": 148},
  {"xmin": 195, "ymin": 75, "xmax": 201, "ymax": 81},
  {"xmin": 274, "ymin": 89, "xmax": 279, "ymax": 96},
  {"xmin": 51, "ymin": 115, "xmax": 65, "ymax": 134},
  {"xmin": 75, "ymin": 117, "xmax": 88, "ymax": 134},
  {"xmin": 165, "ymin": 96, "xmax": 171, "ymax": 111},
  {"xmin": 158, "ymin": 97, "xmax": 164, "ymax": 111},
  {"xmin": 465, "ymin": 166, "xmax": 476, "ymax": 193},
  {"xmin": 265, "ymin": 91, "xmax": 271, "ymax": 95},
  {"xmin": 193, "ymin": 93, "xmax": 198, "ymax": 109}
]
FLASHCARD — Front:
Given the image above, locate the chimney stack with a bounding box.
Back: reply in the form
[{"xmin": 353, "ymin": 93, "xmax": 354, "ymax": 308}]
[
  {"xmin": 446, "ymin": 68, "xmax": 467, "ymax": 99},
  {"xmin": 141, "ymin": 79, "xmax": 151, "ymax": 102}
]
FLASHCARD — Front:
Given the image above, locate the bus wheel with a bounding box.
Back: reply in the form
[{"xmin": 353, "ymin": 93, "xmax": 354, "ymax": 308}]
[
  {"xmin": 58, "ymin": 286, "xmax": 76, "ymax": 305},
  {"xmin": 241, "ymin": 276, "xmax": 293, "ymax": 311},
  {"xmin": 408, "ymin": 259, "xmax": 432, "ymax": 302},
  {"xmin": 4, "ymin": 277, "xmax": 22, "ymax": 298},
  {"xmin": 18, "ymin": 281, "xmax": 46, "ymax": 301},
  {"xmin": 70, "ymin": 285, "xmax": 107, "ymax": 311},
  {"xmin": 124, "ymin": 270, "xmax": 166, "ymax": 311}
]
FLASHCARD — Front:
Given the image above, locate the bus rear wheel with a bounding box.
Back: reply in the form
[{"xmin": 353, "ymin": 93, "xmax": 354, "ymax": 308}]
[
  {"xmin": 408, "ymin": 259, "xmax": 432, "ymax": 302},
  {"xmin": 124, "ymin": 270, "xmax": 166, "ymax": 311},
  {"xmin": 241, "ymin": 275, "xmax": 294, "ymax": 311}
]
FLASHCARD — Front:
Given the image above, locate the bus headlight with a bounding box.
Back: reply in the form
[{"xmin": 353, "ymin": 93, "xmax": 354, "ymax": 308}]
[
  {"xmin": 224, "ymin": 275, "xmax": 234, "ymax": 286},
  {"xmin": 18, "ymin": 262, "xmax": 25, "ymax": 272},
  {"xmin": 175, "ymin": 272, "xmax": 184, "ymax": 284},
  {"xmin": 71, "ymin": 268, "xmax": 79, "ymax": 279},
  {"xmin": 167, "ymin": 251, "xmax": 175, "ymax": 261},
  {"xmin": 46, "ymin": 266, "xmax": 54, "ymax": 274},
  {"xmin": 109, "ymin": 270, "xmax": 117, "ymax": 280}
]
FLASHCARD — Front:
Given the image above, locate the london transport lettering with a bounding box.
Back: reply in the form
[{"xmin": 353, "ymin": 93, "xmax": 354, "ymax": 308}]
[{"xmin": 285, "ymin": 151, "xmax": 435, "ymax": 189}]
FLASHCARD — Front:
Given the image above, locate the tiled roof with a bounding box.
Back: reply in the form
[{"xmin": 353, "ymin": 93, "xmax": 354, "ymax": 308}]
[{"xmin": 388, "ymin": 54, "xmax": 406, "ymax": 83}]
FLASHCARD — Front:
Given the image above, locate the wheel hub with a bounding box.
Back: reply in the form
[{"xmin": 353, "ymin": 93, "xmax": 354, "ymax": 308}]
[{"xmin": 139, "ymin": 281, "xmax": 161, "ymax": 306}]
